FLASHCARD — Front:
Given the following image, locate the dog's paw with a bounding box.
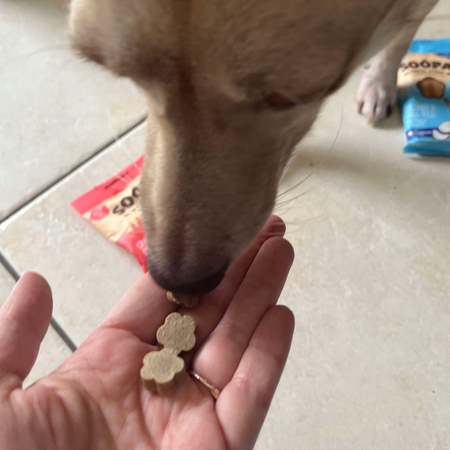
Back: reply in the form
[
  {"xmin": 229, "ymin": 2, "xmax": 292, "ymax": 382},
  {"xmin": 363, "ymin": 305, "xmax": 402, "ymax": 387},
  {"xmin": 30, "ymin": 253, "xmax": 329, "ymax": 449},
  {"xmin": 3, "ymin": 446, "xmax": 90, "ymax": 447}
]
[{"xmin": 357, "ymin": 71, "xmax": 397, "ymax": 125}]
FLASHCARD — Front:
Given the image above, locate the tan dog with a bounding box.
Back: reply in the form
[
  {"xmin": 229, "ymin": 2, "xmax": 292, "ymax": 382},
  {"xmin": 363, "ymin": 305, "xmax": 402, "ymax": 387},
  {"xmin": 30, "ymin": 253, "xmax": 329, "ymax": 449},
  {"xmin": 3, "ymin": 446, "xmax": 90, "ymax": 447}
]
[{"xmin": 69, "ymin": 0, "xmax": 438, "ymax": 295}]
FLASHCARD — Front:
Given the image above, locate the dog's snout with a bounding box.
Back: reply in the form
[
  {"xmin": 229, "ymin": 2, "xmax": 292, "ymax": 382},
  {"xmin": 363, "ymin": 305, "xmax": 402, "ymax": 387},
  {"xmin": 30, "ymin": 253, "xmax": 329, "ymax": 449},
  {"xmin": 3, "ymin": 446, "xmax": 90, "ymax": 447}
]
[{"xmin": 148, "ymin": 260, "xmax": 229, "ymax": 296}]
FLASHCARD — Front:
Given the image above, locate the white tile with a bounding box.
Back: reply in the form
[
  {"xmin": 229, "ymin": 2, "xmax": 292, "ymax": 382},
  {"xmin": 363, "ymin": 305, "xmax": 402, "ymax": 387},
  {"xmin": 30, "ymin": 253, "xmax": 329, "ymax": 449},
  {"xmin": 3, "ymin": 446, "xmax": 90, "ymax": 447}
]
[
  {"xmin": 0, "ymin": 125, "xmax": 146, "ymax": 346},
  {"xmin": 256, "ymin": 7, "xmax": 450, "ymax": 448},
  {"xmin": 0, "ymin": 264, "xmax": 72, "ymax": 388},
  {"xmin": 415, "ymin": 0, "xmax": 449, "ymax": 39},
  {"xmin": 0, "ymin": 0, "xmax": 147, "ymax": 220}
]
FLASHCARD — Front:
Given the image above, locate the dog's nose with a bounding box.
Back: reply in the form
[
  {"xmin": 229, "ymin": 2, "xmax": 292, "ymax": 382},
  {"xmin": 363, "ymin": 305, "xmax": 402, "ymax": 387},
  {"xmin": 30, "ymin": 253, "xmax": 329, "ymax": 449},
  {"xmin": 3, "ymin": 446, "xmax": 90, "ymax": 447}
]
[{"xmin": 148, "ymin": 262, "xmax": 229, "ymax": 296}]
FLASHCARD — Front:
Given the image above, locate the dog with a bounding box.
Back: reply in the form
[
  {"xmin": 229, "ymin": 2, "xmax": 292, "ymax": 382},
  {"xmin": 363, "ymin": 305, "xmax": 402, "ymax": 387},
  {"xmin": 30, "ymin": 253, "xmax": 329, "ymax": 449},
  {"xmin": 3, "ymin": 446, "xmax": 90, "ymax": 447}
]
[{"xmin": 69, "ymin": 0, "xmax": 438, "ymax": 295}]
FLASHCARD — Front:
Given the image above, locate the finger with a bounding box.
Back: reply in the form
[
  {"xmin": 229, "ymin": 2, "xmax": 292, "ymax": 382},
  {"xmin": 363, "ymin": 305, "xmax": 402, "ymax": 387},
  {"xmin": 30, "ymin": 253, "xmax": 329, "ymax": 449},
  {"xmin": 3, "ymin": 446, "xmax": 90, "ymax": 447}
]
[
  {"xmin": 217, "ymin": 306, "xmax": 295, "ymax": 450},
  {"xmin": 101, "ymin": 215, "xmax": 285, "ymax": 344},
  {"xmin": 179, "ymin": 215, "xmax": 286, "ymax": 354},
  {"xmin": 214, "ymin": 215, "xmax": 286, "ymax": 298},
  {"xmin": 101, "ymin": 273, "xmax": 177, "ymax": 343},
  {"xmin": 0, "ymin": 272, "xmax": 52, "ymax": 385},
  {"xmin": 192, "ymin": 237, "xmax": 294, "ymax": 387}
]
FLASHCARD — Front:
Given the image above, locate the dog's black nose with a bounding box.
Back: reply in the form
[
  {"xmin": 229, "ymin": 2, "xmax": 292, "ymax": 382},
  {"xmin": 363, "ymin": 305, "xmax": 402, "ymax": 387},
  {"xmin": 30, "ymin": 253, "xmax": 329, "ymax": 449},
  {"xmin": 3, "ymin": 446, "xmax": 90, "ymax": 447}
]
[{"xmin": 148, "ymin": 263, "xmax": 228, "ymax": 296}]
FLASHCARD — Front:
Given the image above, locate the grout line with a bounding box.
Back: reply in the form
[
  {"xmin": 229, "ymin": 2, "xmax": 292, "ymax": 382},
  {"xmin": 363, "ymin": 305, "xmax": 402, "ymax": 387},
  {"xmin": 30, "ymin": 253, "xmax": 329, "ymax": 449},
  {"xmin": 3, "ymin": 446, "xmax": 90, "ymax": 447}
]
[
  {"xmin": 0, "ymin": 114, "xmax": 148, "ymax": 351},
  {"xmin": 0, "ymin": 250, "xmax": 78, "ymax": 352},
  {"xmin": 0, "ymin": 250, "xmax": 20, "ymax": 281},
  {"xmin": 0, "ymin": 115, "xmax": 147, "ymax": 225},
  {"xmin": 50, "ymin": 317, "xmax": 78, "ymax": 352}
]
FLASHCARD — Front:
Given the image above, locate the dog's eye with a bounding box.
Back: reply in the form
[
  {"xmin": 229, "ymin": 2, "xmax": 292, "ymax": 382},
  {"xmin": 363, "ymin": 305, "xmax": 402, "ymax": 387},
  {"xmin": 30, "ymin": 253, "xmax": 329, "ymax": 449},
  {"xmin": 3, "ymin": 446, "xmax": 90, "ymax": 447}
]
[{"xmin": 264, "ymin": 92, "xmax": 297, "ymax": 111}]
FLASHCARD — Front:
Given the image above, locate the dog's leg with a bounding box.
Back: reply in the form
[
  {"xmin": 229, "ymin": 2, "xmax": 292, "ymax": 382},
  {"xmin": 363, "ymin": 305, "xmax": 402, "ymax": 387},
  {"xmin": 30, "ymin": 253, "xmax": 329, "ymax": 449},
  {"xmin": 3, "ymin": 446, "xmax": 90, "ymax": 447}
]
[
  {"xmin": 357, "ymin": 23, "xmax": 422, "ymax": 125},
  {"xmin": 356, "ymin": 0, "xmax": 441, "ymax": 127}
]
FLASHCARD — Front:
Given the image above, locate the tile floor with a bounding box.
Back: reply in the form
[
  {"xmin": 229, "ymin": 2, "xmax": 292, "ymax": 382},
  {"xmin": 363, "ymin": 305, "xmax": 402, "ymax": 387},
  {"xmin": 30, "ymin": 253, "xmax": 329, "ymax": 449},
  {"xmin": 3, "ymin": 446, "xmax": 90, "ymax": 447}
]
[
  {"xmin": 0, "ymin": 0, "xmax": 147, "ymax": 221},
  {"xmin": 0, "ymin": 1, "xmax": 449, "ymax": 448}
]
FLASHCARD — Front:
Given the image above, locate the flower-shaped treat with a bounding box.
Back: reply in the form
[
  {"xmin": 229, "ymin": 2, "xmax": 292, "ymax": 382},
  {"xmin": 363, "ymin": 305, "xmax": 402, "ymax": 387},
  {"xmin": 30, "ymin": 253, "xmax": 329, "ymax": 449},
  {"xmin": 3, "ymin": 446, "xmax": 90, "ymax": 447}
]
[
  {"xmin": 166, "ymin": 292, "xmax": 198, "ymax": 308},
  {"xmin": 141, "ymin": 312, "xmax": 197, "ymax": 396},
  {"xmin": 156, "ymin": 313, "xmax": 196, "ymax": 354},
  {"xmin": 140, "ymin": 348, "xmax": 187, "ymax": 395}
]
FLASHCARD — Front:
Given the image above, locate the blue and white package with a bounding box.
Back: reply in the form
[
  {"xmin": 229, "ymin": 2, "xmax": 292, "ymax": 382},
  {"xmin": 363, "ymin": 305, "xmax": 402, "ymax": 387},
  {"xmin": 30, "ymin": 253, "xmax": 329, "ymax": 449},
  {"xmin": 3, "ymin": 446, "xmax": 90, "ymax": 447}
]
[{"xmin": 397, "ymin": 38, "xmax": 450, "ymax": 156}]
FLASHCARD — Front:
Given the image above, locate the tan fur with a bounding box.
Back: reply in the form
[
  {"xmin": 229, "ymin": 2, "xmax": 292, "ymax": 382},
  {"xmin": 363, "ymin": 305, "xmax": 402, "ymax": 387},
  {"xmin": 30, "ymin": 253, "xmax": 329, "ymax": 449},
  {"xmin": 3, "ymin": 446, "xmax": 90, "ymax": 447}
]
[{"xmin": 69, "ymin": 0, "xmax": 438, "ymax": 291}]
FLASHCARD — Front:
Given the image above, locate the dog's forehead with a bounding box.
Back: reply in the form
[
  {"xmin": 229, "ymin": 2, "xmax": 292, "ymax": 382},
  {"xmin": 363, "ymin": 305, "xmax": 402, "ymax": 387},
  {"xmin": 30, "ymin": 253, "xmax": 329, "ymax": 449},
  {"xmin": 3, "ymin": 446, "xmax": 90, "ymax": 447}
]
[
  {"xmin": 71, "ymin": 0, "xmax": 389, "ymax": 95},
  {"xmin": 70, "ymin": 0, "xmax": 177, "ymax": 75}
]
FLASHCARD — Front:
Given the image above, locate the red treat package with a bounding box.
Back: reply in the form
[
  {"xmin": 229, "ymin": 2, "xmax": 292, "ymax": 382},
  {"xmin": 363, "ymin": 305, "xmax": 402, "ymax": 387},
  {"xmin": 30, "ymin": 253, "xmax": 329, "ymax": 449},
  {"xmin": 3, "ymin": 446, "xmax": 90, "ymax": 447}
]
[{"xmin": 71, "ymin": 155, "xmax": 148, "ymax": 272}]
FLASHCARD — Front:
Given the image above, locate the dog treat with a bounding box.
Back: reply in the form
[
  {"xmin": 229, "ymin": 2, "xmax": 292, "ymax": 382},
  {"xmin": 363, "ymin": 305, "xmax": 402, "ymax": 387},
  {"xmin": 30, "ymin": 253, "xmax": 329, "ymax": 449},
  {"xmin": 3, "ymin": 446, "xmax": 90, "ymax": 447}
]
[
  {"xmin": 71, "ymin": 155, "xmax": 148, "ymax": 271},
  {"xmin": 140, "ymin": 348, "xmax": 187, "ymax": 395},
  {"xmin": 166, "ymin": 291, "xmax": 199, "ymax": 308},
  {"xmin": 397, "ymin": 38, "xmax": 450, "ymax": 156},
  {"xmin": 141, "ymin": 312, "xmax": 196, "ymax": 395},
  {"xmin": 156, "ymin": 313, "xmax": 196, "ymax": 354},
  {"xmin": 417, "ymin": 77, "xmax": 446, "ymax": 98}
]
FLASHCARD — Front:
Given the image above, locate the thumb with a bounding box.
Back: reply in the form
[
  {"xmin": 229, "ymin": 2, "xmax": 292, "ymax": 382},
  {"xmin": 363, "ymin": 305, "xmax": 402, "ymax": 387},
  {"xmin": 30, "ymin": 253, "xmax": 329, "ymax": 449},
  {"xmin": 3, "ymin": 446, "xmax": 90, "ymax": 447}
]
[{"xmin": 0, "ymin": 272, "xmax": 52, "ymax": 387}]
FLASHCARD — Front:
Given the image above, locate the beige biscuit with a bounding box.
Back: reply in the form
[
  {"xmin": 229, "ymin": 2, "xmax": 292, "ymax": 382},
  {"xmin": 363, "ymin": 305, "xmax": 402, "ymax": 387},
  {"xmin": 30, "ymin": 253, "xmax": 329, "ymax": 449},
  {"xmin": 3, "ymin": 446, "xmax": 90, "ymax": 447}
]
[
  {"xmin": 140, "ymin": 348, "xmax": 187, "ymax": 395},
  {"xmin": 167, "ymin": 291, "xmax": 199, "ymax": 308},
  {"xmin": 156, "ymin": 312, "xmax": 196, "ymax": 354},
  {"xmin": 141, "ymin": 312, "xmax": 197, "ymax": 395}
]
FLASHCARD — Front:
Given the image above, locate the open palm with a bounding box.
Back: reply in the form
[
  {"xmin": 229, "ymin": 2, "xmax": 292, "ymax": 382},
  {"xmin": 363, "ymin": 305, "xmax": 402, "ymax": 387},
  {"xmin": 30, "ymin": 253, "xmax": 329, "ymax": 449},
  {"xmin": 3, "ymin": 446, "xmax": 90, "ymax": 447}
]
[{"xmin": 0, "ymin": 216, "xmax": 294, "ymax": 450}]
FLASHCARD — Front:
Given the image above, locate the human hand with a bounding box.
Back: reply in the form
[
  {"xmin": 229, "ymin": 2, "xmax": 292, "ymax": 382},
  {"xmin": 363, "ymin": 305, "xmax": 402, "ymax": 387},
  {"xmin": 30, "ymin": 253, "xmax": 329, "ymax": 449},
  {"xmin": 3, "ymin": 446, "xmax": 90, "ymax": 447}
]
[{"xmin": 0, "ymin": 216, "xmax": 294, "ymax": 450}]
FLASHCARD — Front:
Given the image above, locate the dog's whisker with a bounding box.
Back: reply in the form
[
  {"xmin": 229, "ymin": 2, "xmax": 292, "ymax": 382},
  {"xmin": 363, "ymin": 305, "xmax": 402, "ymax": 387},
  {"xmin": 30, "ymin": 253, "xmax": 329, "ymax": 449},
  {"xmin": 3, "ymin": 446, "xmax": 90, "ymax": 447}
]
[
  {"xmin": 275, "ymin": 196, "xmax": 327, "ymax": 210},
  {"xmin": 284, "ymin": 213, "xmax": 328, "ymax": 225},
  {"xmin": 274, "ymin": 158, "xmax": 347, "ymax": 220},
  {"xmin": 285, "ymin": 226, "xmax": 305, "ymax": 236},
  {"xmin": 276, "ymin": 102, "xmax": 344, "ymax": 205},
  {"xmin": 284, "ymin": 161, "xmax": 348, "ymax": 204},
  {"xmin": 275, "ymin": 192, "xmax": 306, "ymax": 217},
  {"xmin": 276, "ymin": 168, "xmax": 317, "ymax": 200}
]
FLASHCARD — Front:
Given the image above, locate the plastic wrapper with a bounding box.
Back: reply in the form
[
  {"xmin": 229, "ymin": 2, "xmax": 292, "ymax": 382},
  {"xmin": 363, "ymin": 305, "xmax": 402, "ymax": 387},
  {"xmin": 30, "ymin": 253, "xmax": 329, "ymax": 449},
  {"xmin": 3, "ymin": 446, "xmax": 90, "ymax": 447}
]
[
  {"xmin": 71, "ymin": 155, "xmax": 148, "ymax": 272},
  {"xmin": 397, "ymin": 38, "xmax": 450, "ymax": 156}
]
